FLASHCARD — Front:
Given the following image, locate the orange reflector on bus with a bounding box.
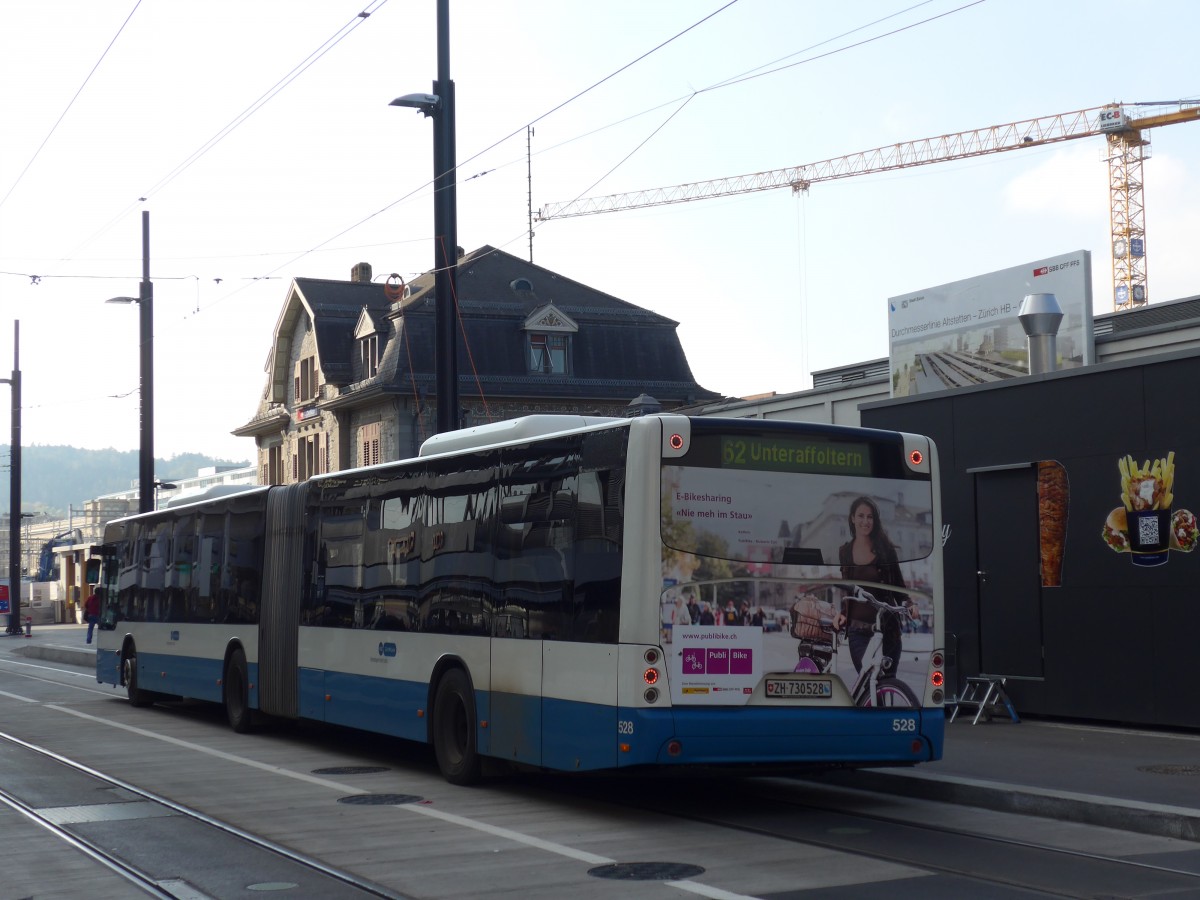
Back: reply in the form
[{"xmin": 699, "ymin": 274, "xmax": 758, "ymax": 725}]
[
  {"xmin": 643, "ymin": 668, "xmax": 659, "ymax": 685},
  {"xmin": 911, "ymin": 739, "xmax": 923, "ymax": 754},
  {"xmin": 620, "ymin": 743, "xmax": 631, "ymax": 753},
  {"xmin": 667, "ymin": 740, "xmax": 683, "ymax": 757}
]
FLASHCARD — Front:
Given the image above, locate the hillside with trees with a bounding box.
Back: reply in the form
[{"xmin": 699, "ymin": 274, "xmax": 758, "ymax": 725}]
[{"xmin": 0, "ymin": 445, "xmax": 251, "ymax": 516}]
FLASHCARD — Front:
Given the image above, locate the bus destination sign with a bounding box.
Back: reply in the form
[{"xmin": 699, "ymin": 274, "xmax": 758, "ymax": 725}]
[{"xmin": 720, "ymin": 436, "xmax": 872, "ymax": 476}]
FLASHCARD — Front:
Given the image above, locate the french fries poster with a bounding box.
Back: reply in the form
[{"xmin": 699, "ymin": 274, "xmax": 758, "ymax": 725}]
[{"xmin": 1102, "ymin": 452, "xmax": 1197, "ymax": 566}]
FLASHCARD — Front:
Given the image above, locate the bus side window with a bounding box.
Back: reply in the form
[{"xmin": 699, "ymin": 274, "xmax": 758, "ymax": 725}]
[{"xmin": 570, "ymin": 469, "xmax": 622, "ymax": 643}]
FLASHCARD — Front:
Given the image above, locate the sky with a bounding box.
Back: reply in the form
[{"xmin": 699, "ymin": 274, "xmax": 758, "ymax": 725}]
[{"xmin": 1, "ymin": 0, "xmax": 1198, "ymax": 464}]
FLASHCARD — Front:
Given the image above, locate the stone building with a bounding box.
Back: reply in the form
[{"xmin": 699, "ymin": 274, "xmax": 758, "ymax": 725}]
[{"xmin": 233, "ymin": 246, "xmax": 719, "ymax": 482}]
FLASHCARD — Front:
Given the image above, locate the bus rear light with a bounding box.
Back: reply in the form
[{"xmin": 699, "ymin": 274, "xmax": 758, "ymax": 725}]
[
  {"xmin": 931, "ymin": 651, "xmax": 944, "ymax": 668},
  {"xmin": 643, "ymin": 648, "xmax": 660, "ymax": 665},
  {"xmin": 667, "ymin": 740, "xmax": 682, "ymax": 757},
  {"xmin": 932, "ymin": 689, "xmax": 944, "ymax": 705},
  {"xmin": 909, "ymin": 449, "xmax": 924, "ymax": 466},
  {"xmin": 931, "ymin": 671, "xmax": 944, "ymax": 688},
  {"xmin": 644, "ymin": 687, "xmax": 659, "ymax": 704},
  {"xmin": 669, "ymin": 433, "xmax": 684, "ymax": 450},
  {"xmin": 643, "ymin": 668, "xmax": 659, "ymax": 685}
]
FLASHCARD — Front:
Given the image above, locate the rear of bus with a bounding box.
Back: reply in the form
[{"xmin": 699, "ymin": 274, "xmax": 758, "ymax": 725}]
[{"xmin": 617, "ymin": 415, "xmax": 944, "ymax": 770}]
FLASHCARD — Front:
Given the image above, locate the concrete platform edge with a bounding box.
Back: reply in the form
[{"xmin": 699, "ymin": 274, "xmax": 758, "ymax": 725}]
[
  {"xmin": 813, "ymin": 768, "xmax": 1200, "ymax": 842},
  {"xmin": 16, "ymin": 643, "xmax": 95, "ymax": 669}
]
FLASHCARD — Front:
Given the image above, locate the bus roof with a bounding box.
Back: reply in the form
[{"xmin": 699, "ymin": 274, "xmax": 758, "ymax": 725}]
[{"xmin": 418, "ymin": 414, "xmax": 624, "ymax": 457}]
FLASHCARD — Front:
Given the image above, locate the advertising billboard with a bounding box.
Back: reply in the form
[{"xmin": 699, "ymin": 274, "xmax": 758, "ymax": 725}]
[{"xmin": 888, "ymin": 250, "xmax": 1094, "ymax": 397}]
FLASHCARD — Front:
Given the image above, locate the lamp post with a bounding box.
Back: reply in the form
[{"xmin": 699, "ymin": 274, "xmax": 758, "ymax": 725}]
[
  {"xmin": 1, "ymin": 321, "xmax": 22, "ymax": 634},
  {"xmin": 390, "ymin": 0, "xmax": 459, "ymax": 435},
  {"xmin": 106, "ymin": 210, "xmax": 155, "ymax": 514},
  {"xmin": 154, "ymin": 481, "xmax": 178, "ymax": 510}
]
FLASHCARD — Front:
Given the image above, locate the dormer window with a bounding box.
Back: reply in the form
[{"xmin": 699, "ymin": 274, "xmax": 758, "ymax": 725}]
[
  {"xmin": 353, "ymin": 307, "xmax": 383, "ymax": 381},
  {"xmin": 523, "ymin": 302, "xmax": 578, "ymax": 377},
  {"xmin": 529, "ymin": 332, "xmax": 568, "ymax": 374},
  {"xmin": 360, "ymin": 334, "xmax": 379, "ymax": 378}
]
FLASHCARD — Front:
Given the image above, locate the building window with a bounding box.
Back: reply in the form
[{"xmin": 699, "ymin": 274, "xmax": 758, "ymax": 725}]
[
  {"xmin": 295, "ymin": 356, "xmax": 319, "ymax": 403},
  {"xmin": 360, "ymin": 335, "xmax": 379, "ymax": 379},
  {"xmin": 297, "ymin": 433, "xmax": 322, "ymax": 481},
  {"xmin": 361, "ymin": 422, "xmax": 381, "ymax": 468},
  {"xmin": 266, "ymin": 445, "xmax": 284, "ymax": 485},
  {"xmin": 528, "ymin": 333, "xmax": 568, "ymax": 375}
]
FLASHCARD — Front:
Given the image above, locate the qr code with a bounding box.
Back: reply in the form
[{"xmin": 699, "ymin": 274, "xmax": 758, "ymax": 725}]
[{"xmin": 1137, "ymin": 514, "xmax": 1161, "ymax": 546}]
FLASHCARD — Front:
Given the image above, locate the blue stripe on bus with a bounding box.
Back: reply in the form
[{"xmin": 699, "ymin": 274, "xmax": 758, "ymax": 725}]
[
  {"xmin": 615, "ymin": 705, "xmax": 943, "ymax": 767},
  {"xmin": 99, "ymin": 655, "xmax": 943, "ymax": 771},
  {"xmin": 97, "ymin": 649, "xmax": 257, "ymax": 709},
  {"xmin": 299, "ymin": 668, "xmax": 430, "ymax": 743},
  {"xmin": 96, "ymin": 648, "xmax": 121, "ymax": 686}
]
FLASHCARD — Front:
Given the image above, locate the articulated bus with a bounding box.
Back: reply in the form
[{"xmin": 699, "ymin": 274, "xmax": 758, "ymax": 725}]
[{"xmin": 93, "ymin": 415, "xmax": 945, "ymax": 783}]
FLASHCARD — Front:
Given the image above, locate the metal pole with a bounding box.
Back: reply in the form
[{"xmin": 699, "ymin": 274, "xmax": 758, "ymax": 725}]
[
  {"xmin": 432, "ymin": 0, "xmax": 459, "ymax": 434},
  {"xmin": 138, "ymin": 211, "xmax": 154, "ymax": 514},
  {"xmin": 5, "ymin": 322, "xmax": 20, "ymax": 633}
]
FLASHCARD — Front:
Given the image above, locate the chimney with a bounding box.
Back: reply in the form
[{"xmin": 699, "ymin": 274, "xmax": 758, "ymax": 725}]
[
  {"xmin": 351, "ymin": 262, "xmax": 373, "ymax": 283},
  {"xmin": 1018, "ymin": 292, "xmax": 1063, "ymax": 375}
]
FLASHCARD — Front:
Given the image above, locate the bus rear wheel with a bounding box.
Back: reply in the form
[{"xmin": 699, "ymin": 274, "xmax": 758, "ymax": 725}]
[
  {"xmin": 224, "ymin": 647, "xmax": 255, "ymax": 734},
  {"xmin": 123, "ymin": 646, "xmax": 153, "ymax": 708},
  {"xmin": 432, "ymin": 669, "xmax": 482, "ymax": 785}
]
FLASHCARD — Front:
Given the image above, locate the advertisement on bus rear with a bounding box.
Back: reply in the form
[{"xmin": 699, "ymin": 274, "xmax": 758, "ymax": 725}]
[{"xmin": 661, "ymin": 464, "xmax": 934, "ymax": 706}]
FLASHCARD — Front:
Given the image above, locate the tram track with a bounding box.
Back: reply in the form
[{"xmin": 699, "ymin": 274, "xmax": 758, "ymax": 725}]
[{"xmin": 0, "ymin": 729, "xmax": 409, "ymax": 900}]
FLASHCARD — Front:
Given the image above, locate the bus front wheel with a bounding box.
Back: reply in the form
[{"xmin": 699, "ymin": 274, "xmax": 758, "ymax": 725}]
[
  {"xmin": 432, "ymin": 669, "xmax": 482, "ymax": 785},
  {"xmin": 224, "ymin": 647, "xmax": 255, "ymax": 734},
  {"xmin": 123, "ymin": 646, "xmax": 153, "ymax": 708}
]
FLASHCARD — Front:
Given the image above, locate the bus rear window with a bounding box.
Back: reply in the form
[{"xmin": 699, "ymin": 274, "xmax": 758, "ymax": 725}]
[{"xmin": 661, "ymin": 432, "xmax": 934, "ymax": 566}]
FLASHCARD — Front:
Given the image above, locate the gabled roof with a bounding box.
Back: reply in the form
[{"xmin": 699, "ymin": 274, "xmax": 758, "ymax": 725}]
[
  {"xmin": 268, "ymin": 245, "xmax": 719, "ymax": 410},
  {"xmin": 267, "ymin": 278, "xmax": 393, "ymax": 402}
]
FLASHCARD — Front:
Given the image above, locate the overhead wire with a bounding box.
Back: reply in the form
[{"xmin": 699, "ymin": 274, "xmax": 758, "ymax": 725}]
[
  {"xmin": 60, "ymin": 1, "xmax": 391, "ymax": 259},
  {"xmin": 479, "ymin": 0, "xmax": 994, "ymax": 269},
  {"xmin": 0, "ymin": 0, "xmax": 144, "ymax": 213}
]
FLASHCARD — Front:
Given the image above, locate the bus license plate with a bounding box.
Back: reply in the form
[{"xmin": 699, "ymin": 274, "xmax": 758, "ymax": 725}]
[{"xmin": 766, "ymin": 678, "xmax": 832, "ymax": 699}]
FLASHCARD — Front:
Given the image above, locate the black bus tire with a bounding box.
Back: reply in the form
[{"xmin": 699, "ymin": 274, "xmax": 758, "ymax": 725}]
[
  {"xmin": 123, "ymin": 645, "xmax": 153, "ymax": 708},
  {"xmin": 432, "ymin": 668, "xmax": 482, "ymax": 785},
  {"xmin": 224, "ymin": 647, "xmax": 255, "ymax": 734}
]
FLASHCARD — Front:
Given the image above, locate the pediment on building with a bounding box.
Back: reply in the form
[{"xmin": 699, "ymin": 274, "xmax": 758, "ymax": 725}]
[{"xmin": 523, "ymin": 303, "xmax": 578, "ymax": 333}]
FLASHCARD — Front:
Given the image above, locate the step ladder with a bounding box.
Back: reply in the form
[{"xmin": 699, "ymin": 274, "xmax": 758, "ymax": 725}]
[{"xmin": 948, "ymin": 675, "xmax": 1020, "ymax": 725}]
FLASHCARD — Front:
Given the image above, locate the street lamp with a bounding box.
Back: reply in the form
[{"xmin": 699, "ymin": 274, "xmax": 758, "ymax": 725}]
[
  {"xmin": 106, "ymin": 210, "xmax": 155, "ymax": 514},
  {"xmin": 154, "ymin": 481, "xmax": 178, "ymax": 510},
  {"xmin": 390, "ymin": 0, "xmax": 459, "ymax": 435}
]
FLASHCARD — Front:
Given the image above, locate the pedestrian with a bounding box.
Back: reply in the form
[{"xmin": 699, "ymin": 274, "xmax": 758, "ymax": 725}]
[{"xmin": 84, "ymin": 587, "xmax": 101, "ymax": 644}]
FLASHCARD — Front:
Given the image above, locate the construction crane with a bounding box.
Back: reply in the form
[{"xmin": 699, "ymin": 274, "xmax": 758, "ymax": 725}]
[{"xmin": 538, "ymin": 101, "xmax": 1200, "ymax": 310}]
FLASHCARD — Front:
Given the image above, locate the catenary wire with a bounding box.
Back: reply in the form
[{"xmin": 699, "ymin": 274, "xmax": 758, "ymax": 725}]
[{"xmin": 0, "ymin": 1, "xmax": 145, "ymax": 214}]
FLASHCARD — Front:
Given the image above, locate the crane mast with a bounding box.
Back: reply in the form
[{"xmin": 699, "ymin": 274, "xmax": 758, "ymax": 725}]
[{"xmin": 539, "ymin": 101, "xmax": 1200, "ymax": 310}]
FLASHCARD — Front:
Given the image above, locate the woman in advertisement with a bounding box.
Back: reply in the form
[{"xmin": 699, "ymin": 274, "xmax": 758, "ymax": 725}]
[{"xmin": 836, "ymin": 496, "xmax": 916, "ymax": 674}]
